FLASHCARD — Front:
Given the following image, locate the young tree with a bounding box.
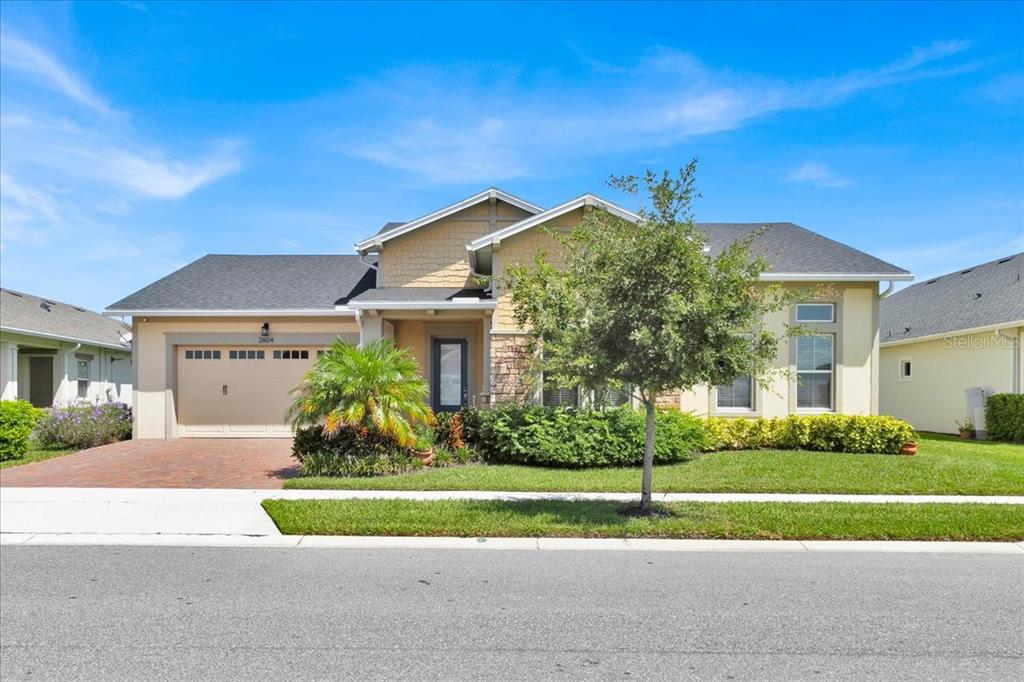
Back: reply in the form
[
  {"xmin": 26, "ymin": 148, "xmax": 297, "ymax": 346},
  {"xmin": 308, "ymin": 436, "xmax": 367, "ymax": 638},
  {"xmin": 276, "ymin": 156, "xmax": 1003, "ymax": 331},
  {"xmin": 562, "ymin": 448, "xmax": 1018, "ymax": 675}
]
[{"xmin": 507, "ymin": 161, "xmax": 796, "ymax": 514}]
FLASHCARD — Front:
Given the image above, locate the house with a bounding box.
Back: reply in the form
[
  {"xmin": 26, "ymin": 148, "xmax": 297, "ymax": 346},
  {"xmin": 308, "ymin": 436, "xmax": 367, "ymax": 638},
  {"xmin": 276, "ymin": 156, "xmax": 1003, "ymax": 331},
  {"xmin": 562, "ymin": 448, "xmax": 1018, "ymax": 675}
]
[
  {"xmin": 1, "ymin": 289, "xmax": 133, "ymax": 408},
  {"xmin": 106, "ymin": 188, "xmax": 912, "ymax": 439},
  {"xmin": 879, "ymin": 253, "xmax": 1023, "ymax": 435}
]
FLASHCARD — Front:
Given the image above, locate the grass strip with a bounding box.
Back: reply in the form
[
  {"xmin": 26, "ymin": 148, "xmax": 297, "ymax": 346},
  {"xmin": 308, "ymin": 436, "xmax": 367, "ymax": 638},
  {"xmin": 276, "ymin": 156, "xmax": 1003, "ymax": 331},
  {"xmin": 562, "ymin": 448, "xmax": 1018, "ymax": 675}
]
[
  {"xmin": 0, "ymin": 449, "xmax": 75, "ymax": 470},
  {"xmin": 262, "ymin": 498, "xmax": 1024, "ymax": 542},
  {"xmin": 284, "ymin": 434, "xmax": 1024, "ymax": 495}
]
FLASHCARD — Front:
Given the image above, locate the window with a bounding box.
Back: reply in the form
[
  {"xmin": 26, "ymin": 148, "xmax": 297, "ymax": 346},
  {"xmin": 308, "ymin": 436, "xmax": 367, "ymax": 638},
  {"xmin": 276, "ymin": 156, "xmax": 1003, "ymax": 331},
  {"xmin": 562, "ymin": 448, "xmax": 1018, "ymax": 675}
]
[
  {"xmin": 795, "ymin": 303, "xmax": 835, "ymax": 323},
  {"xmin": 595, "ymin": 385, "xmax": 631, "ymax": 408},
  {"xmin": 542, "ymin": 374, "xmax": 579, "ymax": 407},
  {"xmin": 273, "ymin": 349, "xmax": 309, "ymax": 360},
  {"xmin": 717, "ymin": 375, "xmax": 754, "ymax": 410},
  {"xmin": 796, "ymin": 335, "xmax": 833, "ymax": 410},
  {"xmin": 899, "ymin": 358, "xmax": 913, "ymax": 381},
  {"xmin": 76, "ymin": 359, "xmax": 90, "ymax": 399},
  {"xmin": 184, "ymin": 349, "xmax": 221, "ymax": 360},
  {"xmin": 229, "ymin": 350, "xmax": 264, "ymax": 360}
]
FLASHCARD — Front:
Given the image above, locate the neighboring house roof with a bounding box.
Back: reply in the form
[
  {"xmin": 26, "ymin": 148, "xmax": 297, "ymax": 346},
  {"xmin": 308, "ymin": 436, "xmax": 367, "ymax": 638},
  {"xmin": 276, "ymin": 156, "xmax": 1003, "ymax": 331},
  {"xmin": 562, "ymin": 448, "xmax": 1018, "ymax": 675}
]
[
  {"xmin": 106, "ymin": 255, "xmax": 375, "ymax": 314},
  {"xmin": 468, "ymin": 194, "xmax": 910, "ymax": 281},
  {"xmin": 347, "ymin": 287, "xmax": 494, "ymax": 310},
  {"xmin": 1, "ymin": 288, "xmax": 131, "ymax": 350},
  {"xmin": 880, "ymin": 252, "xmax": 1024, "ymax": 345},
  {"xmin": 355, "ymin": 187, "xmax": 543, "ymax": 252}
]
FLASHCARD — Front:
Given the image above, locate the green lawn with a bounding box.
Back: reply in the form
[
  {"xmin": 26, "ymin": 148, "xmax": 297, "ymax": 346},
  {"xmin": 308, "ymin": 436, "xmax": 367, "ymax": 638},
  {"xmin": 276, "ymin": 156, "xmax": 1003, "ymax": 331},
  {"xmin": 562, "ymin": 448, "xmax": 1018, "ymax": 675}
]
[
  {"xmin": 0, "ymin": 448, "xmax": 74, "ymax": 470},
  {"xmin": 262, "ymin": 498, "xmax": 1024, "ymax": 541},
  {"xmin": 284, "ymin": 433, "xmax": 1024, "ymax": 495}
]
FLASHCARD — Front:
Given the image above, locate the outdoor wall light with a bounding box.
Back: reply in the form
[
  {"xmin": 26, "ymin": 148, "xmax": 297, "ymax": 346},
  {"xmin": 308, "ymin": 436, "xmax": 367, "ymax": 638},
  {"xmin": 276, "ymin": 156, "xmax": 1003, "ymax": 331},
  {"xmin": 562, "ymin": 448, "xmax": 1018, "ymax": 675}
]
[{"xmin": 261, "ymin": 322, "xmax": 270, "ymax": 337}]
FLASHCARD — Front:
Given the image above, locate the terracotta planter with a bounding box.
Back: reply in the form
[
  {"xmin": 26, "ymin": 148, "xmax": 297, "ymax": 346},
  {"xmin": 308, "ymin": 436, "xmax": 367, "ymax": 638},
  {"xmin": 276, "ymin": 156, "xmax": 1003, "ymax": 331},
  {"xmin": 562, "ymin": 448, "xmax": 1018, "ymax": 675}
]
[
  {"xmin": 413, "ymin": 449, "xmax": 434, "ymax": 466},
  {"xmin": 899, "ymin": 442, "xmax": 918, "ymax": 456},
  {"xmin": 959, "ymin": 430, "xmax": 974, "ymax": 440}
]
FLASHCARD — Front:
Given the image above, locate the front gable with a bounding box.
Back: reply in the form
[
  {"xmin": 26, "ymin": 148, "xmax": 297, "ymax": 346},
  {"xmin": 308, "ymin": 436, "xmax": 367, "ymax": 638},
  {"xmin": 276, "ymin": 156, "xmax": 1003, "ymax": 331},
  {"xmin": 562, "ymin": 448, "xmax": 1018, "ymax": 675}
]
[{"xmin": 361, "ymin": 190, "xmax": 540, "ymax": 288}]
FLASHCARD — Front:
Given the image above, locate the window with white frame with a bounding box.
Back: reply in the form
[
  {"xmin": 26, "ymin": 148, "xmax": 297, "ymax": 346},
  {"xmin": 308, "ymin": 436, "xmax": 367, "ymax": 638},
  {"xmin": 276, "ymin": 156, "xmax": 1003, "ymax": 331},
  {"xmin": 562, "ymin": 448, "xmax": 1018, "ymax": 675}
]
[
  {"xmin": 595, "ymin": 385, "xmax": 632, "ymax": 408},
  {"xmin": 899, "ymin": 358, "xmax": 913, "ymax": 381},
  {"xmin": 795, "ymin": 303, "xmax": 835, "ymax": 323},
  {"xmin": 716, "ymin": 375, "xmax": 754, "ymax": 410},
  {"xmin": 796, "ymin": 334, "xmax": 833, "ymax": 410},
  {"xmin": 76, "ymin": 358, "xmax": 90, "ymax": 399}
]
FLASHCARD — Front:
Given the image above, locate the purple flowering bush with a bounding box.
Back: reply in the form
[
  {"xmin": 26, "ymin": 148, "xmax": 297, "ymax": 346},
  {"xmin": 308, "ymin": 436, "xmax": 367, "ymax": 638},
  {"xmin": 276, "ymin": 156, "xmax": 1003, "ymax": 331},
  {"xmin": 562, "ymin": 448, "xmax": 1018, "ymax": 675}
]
[{"xmin": 34, "ymin": 402, "xmax": 133, "ymax": 450}]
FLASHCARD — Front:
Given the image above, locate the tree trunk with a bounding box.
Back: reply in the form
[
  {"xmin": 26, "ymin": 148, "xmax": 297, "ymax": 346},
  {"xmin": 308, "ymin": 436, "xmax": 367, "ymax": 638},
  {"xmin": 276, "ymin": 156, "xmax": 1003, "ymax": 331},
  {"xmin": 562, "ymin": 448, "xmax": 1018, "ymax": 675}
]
[{"xmin": 641, "ymin": 399, "xmax": 655, "ymax": 514}]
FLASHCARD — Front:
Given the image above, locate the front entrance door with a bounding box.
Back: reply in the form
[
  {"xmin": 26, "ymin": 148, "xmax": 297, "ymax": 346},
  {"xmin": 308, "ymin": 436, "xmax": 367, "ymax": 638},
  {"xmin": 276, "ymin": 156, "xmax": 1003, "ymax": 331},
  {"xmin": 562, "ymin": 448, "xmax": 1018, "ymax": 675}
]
[
  {"xmin": 28, "ymin": 356, "xmax": 54, "ymax": 407},
  {"xmin": 432, "ymin": 338, "xmax": 467, "ymax": 412}
]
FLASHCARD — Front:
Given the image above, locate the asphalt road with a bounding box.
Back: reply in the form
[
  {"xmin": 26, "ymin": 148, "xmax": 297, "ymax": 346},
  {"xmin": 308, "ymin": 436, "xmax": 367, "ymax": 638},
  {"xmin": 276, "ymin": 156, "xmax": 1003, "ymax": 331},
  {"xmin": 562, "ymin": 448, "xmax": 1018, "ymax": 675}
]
[{"xmin": 1, "ymin": 546, "xmax": 1022, "ymax": 681}]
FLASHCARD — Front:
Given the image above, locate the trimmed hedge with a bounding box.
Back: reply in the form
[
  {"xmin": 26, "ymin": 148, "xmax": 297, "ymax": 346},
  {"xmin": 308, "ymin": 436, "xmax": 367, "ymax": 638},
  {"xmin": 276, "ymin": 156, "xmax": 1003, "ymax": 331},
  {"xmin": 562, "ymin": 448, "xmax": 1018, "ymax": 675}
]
[
  {"xmin": 0, "ymin": 400, "xmax": 43, "ymax": 461},
  {"xmin": 703, "ymin": 414, "xmax": 916, "ymax": 455},
  {"xmin": 469, "ymin": 405, "xmax": 705, "ymax": 467},
  {"xmin": 34, "ymin": 402, "xmax": 132, "ymax": 450},
  {"xmin": 293, "ymin": 425, "xmax": 419, "ymax": 477},
  {"xmin": 986, "ymin": 394, "xmax": 1024, "ymax": 442}
]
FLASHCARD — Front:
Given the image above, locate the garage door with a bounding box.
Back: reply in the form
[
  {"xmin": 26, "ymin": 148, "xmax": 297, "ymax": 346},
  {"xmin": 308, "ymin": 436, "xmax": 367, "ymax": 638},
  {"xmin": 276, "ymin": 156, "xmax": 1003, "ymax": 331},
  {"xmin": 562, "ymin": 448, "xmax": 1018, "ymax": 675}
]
[{"xmin": 177, "ymin": 346, "xmax": 321, "ymax": 437}]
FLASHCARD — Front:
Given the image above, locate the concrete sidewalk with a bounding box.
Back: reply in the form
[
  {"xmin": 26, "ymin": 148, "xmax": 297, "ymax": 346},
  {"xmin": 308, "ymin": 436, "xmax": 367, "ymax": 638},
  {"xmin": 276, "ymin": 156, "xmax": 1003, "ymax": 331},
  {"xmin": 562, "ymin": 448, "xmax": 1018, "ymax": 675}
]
[{"xmin": 2, "ymin": 487, "xmax": 1022, "ymax": 540}]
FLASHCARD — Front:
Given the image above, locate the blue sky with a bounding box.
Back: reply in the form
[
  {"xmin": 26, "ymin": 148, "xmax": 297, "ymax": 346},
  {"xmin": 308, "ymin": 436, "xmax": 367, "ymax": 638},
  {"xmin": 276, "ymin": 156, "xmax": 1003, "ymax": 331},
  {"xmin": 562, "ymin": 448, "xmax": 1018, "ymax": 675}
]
[{"xmin": 1, "ymin": 1, "xmax": 1022, "ymax": 312}]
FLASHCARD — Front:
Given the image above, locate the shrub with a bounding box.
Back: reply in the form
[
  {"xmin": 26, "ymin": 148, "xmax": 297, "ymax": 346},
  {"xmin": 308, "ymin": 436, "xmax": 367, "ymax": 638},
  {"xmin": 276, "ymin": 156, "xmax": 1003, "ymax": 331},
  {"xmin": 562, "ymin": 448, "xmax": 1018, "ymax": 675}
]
[
  {"xmin": 702, "ymin": 414, "xmax": 915, "ymax": 455},
  {"xmin": 472, "ymin": 405, "xmax": 705, "ymax": 467},
  {"xmin": 33, "ymin": 402, "xmax": 132, "ymax": 450},
  {"xmin": 986, "ymin": 394, "xmax": 1024, "ymax": 442},
  {"xmin": 0, "ymin": 400, "xmax": 43, "ymax": 461},
  {"xmin": 433, "ymin": 411, "xmax": 465, "ymax": 451},
  {"xmin": 292, "ymin": 425, "xmax": 419, "ymax": 477}
]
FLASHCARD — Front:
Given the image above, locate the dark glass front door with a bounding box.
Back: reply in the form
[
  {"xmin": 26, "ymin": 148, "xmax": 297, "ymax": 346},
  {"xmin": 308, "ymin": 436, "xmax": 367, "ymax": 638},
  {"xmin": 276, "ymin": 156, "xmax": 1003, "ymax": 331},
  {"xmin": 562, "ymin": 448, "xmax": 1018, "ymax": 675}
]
[{"xmin": 432, "ymin": 338, "xmax": 467, "ymax": 412}]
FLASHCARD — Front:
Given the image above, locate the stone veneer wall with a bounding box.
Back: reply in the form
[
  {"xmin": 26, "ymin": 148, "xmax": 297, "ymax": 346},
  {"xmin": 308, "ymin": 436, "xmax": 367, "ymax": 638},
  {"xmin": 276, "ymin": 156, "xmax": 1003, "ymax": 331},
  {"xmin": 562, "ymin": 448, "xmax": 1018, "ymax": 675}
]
[{"xmin": 489, "ymin": 334, "xmax": 537, "ymax": 404}]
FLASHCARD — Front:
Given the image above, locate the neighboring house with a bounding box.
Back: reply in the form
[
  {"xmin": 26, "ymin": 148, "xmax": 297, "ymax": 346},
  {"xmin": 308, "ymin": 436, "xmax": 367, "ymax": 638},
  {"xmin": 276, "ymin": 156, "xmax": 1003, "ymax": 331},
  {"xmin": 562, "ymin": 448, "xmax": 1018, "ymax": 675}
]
[
  {"xmin": 0, "ymin": 289, "xmax": 133, "ymax": 408},
  {"xmin": 879, "ymin": 253, "xmax": 1024, "ymax": 435},
  {"xmin": 107, "ymin": 188, "xmax": 911, "ymax": 439}
]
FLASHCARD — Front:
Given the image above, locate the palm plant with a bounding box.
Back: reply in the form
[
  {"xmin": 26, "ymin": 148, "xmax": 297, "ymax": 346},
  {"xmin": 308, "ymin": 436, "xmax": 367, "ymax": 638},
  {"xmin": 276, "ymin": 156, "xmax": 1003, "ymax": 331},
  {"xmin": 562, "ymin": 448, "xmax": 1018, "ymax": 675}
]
[{"xmin": 287, "ymin": 338, "xmax": 432, "ymax": 448}]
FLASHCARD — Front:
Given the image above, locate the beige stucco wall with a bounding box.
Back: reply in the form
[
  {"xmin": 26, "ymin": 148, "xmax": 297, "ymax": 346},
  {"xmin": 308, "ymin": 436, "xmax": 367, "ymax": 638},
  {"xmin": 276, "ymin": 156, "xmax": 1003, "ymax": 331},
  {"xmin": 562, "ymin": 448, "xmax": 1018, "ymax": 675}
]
[
  {"xmin": 879, "ymin": 326, "xmax": 1022, "ymax": 433},
  {"xmin": 133, "ymin": 316, "xmax": 359, "ymax": 439},
  {"xmin": 392, "ymin": 317, "xmax": 485, "ymax": 407},
  {"xmin": 379, "ymin": 200, "xmax": 533, "ymax": 288},
  {"xmin": 674, "ymin": 283, "xmax": 879, "ymax": 418}
]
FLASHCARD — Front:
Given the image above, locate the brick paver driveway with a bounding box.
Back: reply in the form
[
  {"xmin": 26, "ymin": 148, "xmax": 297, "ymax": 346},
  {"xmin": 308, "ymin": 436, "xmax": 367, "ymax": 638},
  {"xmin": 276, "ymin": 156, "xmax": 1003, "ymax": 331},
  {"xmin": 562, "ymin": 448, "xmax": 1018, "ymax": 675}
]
[{"xmin": 0, "ymin": 439, "xmax": 298, "ymax": 488}]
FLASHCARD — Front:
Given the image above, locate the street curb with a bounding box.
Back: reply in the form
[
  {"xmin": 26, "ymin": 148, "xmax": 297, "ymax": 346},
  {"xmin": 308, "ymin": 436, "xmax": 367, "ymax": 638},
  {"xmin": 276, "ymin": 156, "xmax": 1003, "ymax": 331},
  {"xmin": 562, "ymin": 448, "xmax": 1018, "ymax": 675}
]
[{"xmin": 3, "ymin": 533, "xmax": 1023, "ymax": 554}]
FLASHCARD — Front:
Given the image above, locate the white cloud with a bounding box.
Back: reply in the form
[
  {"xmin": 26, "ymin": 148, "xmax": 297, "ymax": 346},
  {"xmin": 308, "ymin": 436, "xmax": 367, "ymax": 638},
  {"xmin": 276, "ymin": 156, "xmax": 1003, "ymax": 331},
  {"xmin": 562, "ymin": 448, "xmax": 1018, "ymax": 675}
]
[
  {"xmin": 0, "ymin": 29, "xmax": 110, "ymax": 113},
  {"xmin": 334, "ymin": 40, "xmax": 976, "ymax": 182},
  {"xmin": 784, "ymin": 162, "xmax": 853, "ymax": 189}
]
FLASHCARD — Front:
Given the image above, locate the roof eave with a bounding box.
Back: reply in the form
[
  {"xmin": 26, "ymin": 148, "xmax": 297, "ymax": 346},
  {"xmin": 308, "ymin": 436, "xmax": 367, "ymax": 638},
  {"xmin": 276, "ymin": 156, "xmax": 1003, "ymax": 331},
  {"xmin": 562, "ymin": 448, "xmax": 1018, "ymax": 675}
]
[
  {"xmin": 0, "ymin": 325, "xmax": 130, "ymax": 351},
  {"xmin": 347, "ymin": 301, "xmax": 497, "ymax": 311},
  {"xmin": 104, "ymin": 308, "xmax": 357, "ymax": 317},
  {"xmin": 759, "ymin": 272, "xmax": 914, "ymax": 282},
  {"xmin": 467, "ymin": 194, "xmax": 641, "ymax": 252},
  {"xmin": 880, "ymin": 319, "xmax": 1024, "ymax": 347},
  {"xmin": 354, "ymin": 188, "xmax": 543, "ymax": 252}
]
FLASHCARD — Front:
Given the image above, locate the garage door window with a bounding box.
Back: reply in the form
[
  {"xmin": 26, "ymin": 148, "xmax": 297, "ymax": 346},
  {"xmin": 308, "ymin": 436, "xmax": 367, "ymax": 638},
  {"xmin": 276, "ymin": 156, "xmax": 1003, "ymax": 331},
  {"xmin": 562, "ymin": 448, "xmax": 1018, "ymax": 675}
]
[
  {"xmin": 273, "ymin": 350, "xmax": 309, "ymax": 359},
  {"xmin": 229, "ymin": 350, "xmax": 265, "ymax": 360},
  {"xmin": 184, "ymin": 350, "xmax": 221, "ymax": 360}
]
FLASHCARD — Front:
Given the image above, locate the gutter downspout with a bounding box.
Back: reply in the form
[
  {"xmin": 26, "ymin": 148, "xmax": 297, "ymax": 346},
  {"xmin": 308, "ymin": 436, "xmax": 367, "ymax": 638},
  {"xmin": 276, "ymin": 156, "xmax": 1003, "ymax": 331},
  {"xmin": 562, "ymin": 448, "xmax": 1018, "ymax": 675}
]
[
  {"xmin": 879, "ymin": 280, "xmax": 896, "ymax": 299},
  {"xmin": 359, "ymin": 251, "xmax": 380, "ymax": 288}
]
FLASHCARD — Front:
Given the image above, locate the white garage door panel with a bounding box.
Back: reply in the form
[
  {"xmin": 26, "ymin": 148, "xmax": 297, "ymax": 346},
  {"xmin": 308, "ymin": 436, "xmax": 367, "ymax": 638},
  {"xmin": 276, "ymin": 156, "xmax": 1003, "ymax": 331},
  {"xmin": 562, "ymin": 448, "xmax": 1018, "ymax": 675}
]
[{"xmin": 177, "ymin": 347, "xmax": 319, "ymax": 437}]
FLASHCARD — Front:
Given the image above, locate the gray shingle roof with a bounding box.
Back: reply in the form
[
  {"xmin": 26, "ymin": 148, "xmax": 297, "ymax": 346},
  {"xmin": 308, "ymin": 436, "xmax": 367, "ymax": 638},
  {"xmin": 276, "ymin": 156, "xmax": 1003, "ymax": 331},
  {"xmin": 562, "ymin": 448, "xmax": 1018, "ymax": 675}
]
[
  {"xmin": 880, "ymin": 253, "xmax": 1024, "ymax": 343},
  {"xmin": 697, "ymin": 223, "xmax": 910, "ymax": 276},
  {"xmin": 348, "ymin": 288, "xmax": 490, "ymax": 304},
  {"xmin": 106, "ymin": 255, "xmax": 375, "ymax": 312},
  {"xmin": 1, "ymin": 288, "xmax": 130, "ymax": 349}
]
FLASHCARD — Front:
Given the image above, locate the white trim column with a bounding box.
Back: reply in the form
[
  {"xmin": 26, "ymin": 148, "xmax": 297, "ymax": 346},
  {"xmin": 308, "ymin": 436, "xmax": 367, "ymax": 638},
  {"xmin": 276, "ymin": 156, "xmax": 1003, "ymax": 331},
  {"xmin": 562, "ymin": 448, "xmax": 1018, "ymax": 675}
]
[
  {"xmin": 481, "ymin": 312, "xmax": 492, "ymax": 406},
  {"xmin": 0, "ymin": 341, "xmax": 18, "ymax": 401},
  {"xmin": 358, "ymin": 310, "xmax": 384, "ymax": 347}
]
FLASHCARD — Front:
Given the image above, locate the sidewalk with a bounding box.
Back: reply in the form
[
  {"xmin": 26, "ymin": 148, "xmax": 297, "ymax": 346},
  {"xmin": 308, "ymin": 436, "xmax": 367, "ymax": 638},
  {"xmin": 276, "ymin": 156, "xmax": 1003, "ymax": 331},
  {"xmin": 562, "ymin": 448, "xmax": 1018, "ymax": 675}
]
[{"xmin": 2, "ymin": 487, "xmax": 1022, "ymax": 540}]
